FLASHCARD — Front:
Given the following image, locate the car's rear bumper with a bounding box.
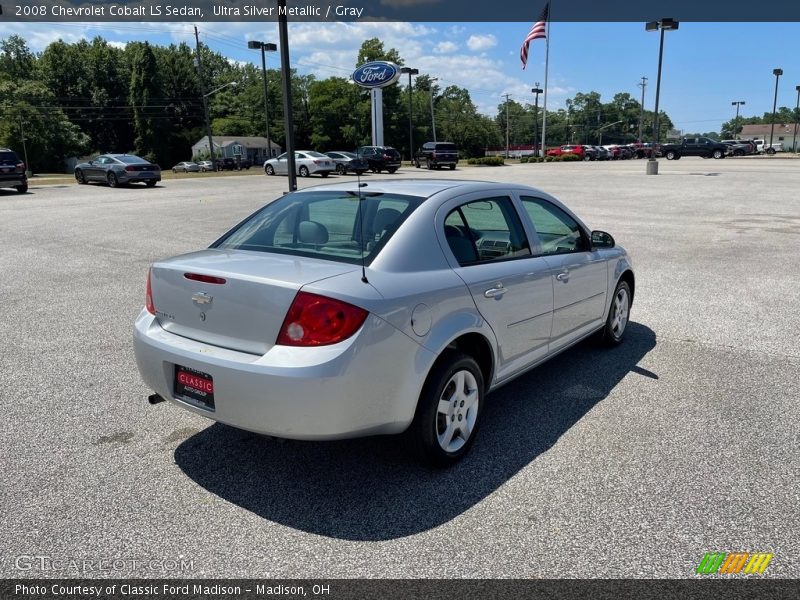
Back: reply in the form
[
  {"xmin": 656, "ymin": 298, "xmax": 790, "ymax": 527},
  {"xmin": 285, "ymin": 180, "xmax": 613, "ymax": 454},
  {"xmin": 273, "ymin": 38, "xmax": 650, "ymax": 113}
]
[
  {"xmin": 121, "ymin": 173, "xmax": 161, "ymax": 183},
  {"xmin": 0, "ymin": 177, "xmax": 27, "ymax": 187},
  {"xmin": 133, "ymin": 310, "xmax": 435, "ymax": 440}
]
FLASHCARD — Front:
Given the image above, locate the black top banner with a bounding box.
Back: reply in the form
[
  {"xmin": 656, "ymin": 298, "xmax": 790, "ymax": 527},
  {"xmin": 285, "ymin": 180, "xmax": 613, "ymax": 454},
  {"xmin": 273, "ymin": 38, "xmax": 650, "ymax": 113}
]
[{"xmin": 3, "ymin": 0, "xmax": 800, "ymax": 22}]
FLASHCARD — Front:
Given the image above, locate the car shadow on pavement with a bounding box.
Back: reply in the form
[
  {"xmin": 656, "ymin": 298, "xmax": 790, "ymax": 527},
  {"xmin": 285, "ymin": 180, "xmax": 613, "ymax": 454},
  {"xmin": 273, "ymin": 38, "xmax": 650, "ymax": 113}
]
[{"xmin": 175, "ymin": 321, "xmax": 656, "ymax": 541}]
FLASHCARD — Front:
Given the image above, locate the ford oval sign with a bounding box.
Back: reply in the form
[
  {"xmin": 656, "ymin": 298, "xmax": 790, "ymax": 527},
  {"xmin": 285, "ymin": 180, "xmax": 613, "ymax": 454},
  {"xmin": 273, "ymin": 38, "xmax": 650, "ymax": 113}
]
[{"xmin": 352, "ymin": 62, "xmax": 401, "ymax": 89}]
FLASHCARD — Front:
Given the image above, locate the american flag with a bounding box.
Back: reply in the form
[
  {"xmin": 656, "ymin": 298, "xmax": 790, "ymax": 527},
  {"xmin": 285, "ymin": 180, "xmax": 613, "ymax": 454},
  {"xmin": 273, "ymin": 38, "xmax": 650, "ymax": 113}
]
[{"xmin": 520, "ymin": 3, "xmax": 549, "ymax": 70}]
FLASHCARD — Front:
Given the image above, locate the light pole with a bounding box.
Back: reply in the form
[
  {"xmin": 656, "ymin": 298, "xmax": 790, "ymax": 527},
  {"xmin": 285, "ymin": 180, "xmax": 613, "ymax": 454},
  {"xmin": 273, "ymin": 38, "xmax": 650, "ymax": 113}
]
[
  {"xmin": 400, "ymin": 67, "xmax": 419, "ymax": 162},
  {"xmin": 193, "ymin": 26, "xmax": 215, "ymax": 163},
  {"xmin": 247, "ymin": 40, "xmax": 277, "ymax": 160},
  {"xmin": 769, "ymin": 68, "xmax": 783, "ymax": 150},
  {"xmin": 532, "ymin": 84, "xmax": 543, "ymax": 156},
  {"xmin": 793, "ymin": 85, "xmax": 800, "ymax": 153},
  {"xmin": 277, "ymin": 0, "xmax": 296, "ymax": 191},
  {"xmin": 731, "ymin": 100, "xmax": 745, "ymax": 138},
  {"xmin": 18, "ymin": 114, "xmax": 30, "ymax": 176},
  {"xmin": 637, "ymin": 76, "xmax": 647, "ymax": 142},
  {"xmin": 645, "ymin": 18, "xmax": 679, "ymax": 175},
  {"xmin": 429, "ymin": 77, "xmax": 438, "ymax": 143}
]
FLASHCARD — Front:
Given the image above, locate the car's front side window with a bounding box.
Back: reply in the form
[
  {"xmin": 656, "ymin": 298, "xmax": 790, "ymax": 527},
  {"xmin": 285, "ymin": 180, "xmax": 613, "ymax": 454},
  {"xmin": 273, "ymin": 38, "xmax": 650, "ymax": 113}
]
[
  {"xmin": 520, "ymin": 197, "xmax": 587, "ymax": 256},
  {"xmin": 444, "ymin": 197, "xmax": 531, "ymax": 267}
]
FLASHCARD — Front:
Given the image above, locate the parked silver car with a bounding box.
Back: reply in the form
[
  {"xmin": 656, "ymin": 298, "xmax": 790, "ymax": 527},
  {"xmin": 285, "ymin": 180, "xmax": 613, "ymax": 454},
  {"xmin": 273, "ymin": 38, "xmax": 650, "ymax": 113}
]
[
  {"xmin": 134, "ymin": 180, "xmax": 634, "ymax": 465},
  {"xmin": 172, "ymin": 161, "xmax": 201, "ymax": 173},
  {"xmin": 75, "ymin": 154, "xmax": 161, "ymax": 187},
  {"xmin": 264, "ymin": 151, "xmax": 334, "ymax": 177}
]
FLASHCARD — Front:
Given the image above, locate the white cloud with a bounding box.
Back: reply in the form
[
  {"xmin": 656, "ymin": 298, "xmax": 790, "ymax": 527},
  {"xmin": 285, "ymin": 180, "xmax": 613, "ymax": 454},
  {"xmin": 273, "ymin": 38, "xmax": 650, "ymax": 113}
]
[
  {"xmin": 433, "ymin": 41, "xmax": 458, "ymax": 54},
  {"xmin": 466, "ymin": 34, "xmax": 497, "ymax": 52}
]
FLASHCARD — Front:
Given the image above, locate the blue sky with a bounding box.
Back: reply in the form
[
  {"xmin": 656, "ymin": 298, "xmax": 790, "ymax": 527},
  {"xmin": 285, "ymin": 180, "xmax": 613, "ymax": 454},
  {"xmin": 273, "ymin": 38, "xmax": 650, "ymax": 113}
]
[{"xmin": 2, "ymin": 20, "xmax": 799, "ymax": 132}]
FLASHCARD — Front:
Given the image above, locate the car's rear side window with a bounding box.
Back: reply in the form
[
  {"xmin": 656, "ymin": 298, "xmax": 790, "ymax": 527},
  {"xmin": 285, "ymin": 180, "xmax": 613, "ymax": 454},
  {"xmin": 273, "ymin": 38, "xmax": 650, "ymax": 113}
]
[{"xmin": 213, "ymin": 191, "xmax": 424, "ymax": 265}]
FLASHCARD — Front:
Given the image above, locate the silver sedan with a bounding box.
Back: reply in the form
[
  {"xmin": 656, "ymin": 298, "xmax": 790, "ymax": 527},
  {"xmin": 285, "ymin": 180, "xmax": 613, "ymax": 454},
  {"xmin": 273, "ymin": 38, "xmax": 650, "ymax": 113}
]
[
  {"xmin": 75, "ymin": 154, "xmax": 161, "ymax": 187},
  {"xmin": 263, "ymin": 151, "xmax": 334, "ymax": 178},
  {"xmin": 134, "ymin": 180, "xmax": 634, "ymax": 465}
]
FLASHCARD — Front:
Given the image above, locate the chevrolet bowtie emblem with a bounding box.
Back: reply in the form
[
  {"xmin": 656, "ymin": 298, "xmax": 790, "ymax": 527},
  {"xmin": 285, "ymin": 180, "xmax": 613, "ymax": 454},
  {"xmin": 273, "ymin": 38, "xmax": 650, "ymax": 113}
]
[{"xmin": 192, "ymin": 292, "xmax": 213, "ymax": 306}]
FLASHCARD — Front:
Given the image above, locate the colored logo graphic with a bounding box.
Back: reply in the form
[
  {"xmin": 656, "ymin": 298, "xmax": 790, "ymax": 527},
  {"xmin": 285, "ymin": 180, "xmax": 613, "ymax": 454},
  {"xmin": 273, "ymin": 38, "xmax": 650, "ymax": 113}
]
[
  {"xmin": 351, "ymin": 62, "xmax": 401, "ymax": 89},
  {"xmin": 696, "ymin": 552, "xmax": 773, "ymax": 574}
]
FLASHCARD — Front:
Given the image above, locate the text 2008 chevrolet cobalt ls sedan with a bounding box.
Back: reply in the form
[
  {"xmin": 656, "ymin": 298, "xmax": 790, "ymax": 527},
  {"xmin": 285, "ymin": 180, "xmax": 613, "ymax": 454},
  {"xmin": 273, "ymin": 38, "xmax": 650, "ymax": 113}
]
[{"xmin": 134, "ymin": 180, "xmax": 634, "ymax": 465}]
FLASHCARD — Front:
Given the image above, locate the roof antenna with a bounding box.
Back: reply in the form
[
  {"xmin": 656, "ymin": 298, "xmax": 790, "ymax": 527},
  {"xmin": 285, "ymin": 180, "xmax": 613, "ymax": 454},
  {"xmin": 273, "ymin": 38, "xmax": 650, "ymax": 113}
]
[{"xmin": 356, "ymin": 151, "xmax": 369, "ymax": 283}]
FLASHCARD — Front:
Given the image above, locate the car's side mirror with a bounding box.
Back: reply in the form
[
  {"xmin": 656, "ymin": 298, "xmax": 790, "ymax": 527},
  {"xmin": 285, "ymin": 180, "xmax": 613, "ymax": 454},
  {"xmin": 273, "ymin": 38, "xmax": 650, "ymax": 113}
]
[
  {"xmin": 591, "ymin": 230, "xmax": 615, "ymax": 249},
  {"xmin": 87, "ymin": 161, "xmax": 94, "ymax": 165}
]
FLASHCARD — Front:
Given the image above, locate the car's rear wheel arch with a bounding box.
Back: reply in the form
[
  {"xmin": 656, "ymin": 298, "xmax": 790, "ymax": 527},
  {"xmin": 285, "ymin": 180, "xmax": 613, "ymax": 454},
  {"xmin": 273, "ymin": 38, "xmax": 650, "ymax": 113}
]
[{"xmin": 442, "ymin": 332, "xmax": 494, "ymax": 394}]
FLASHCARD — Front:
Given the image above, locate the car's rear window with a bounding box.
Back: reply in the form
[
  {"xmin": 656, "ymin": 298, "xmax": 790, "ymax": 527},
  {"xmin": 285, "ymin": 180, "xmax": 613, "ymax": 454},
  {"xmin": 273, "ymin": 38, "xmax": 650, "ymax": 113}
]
[
  {"xmin": 0, "ymin": 151, "xmax": 19, "ymax": 164},
  {"xmin": 116, "ymin": 155, "xmax": 148, "ymax": 164},
  {"xmin": 212, "ymin": 191, "xmax": 424, "ymax": 265},
  {"xmin": 435, "ymin": 144, "xmax": 457, "ymax": 152}
]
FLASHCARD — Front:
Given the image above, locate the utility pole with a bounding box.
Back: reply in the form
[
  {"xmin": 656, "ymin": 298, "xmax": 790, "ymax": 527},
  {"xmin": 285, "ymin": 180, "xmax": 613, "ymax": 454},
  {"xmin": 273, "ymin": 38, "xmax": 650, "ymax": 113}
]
[
  {"xmin": 18, "ymin": 115, "xmax": 30, "ymax": 176},
  {"xmin": 429, "ymin": 77, "xmax": 438, "ymax": 143},
  {"xmin": 637, "ymin": 76, "xmax": 648, "ymax": 142},
  {"xmin": 503, "ymin": 93, "xmax": 511, "ymax": 158},
  {"xmin": 194, "ymin": 26, "xmax": 215, "ymax": 164}
]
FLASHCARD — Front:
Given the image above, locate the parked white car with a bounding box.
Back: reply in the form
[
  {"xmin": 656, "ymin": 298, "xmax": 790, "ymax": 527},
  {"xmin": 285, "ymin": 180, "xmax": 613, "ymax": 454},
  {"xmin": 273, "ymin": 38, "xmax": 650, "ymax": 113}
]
[{"xmin": 264, "ymin": 151, "xmax": 335, "ymax": 177}]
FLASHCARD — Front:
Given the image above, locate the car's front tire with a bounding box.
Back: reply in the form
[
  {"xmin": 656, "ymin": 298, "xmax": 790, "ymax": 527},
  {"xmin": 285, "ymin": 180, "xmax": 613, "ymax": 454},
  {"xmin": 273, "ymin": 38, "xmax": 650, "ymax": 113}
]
[
  {"xmin": 265, "ymin": 165, "xmax": 274, "ymax": 176},
  {"xmin": 75, "ymin": 169, "xmax": 86, "ymax": 185},
  {"xmin": 600, "ymin": 280, "xmax": 631, "ymax": 345},
  {"xmin": 107, "ymin": 172, "xmax": 119, "ymax": 188},
  {"xmin": 665, "ymin": 150, "xmax": 677, "ymax": 160},
  {"xmin": 712, "ymin": 149, "xmax": 724, "ymax": 159},
  {"xmin": 299, "ymin": 166, "xmax": 310, "ymax": 177},
  {"xmin": 336, "ymin": 163, "xmax": 346, "ymax": 175},
  {"xmin": 409, "ymin": 352, "xmax": 484, "ymax": 467}
]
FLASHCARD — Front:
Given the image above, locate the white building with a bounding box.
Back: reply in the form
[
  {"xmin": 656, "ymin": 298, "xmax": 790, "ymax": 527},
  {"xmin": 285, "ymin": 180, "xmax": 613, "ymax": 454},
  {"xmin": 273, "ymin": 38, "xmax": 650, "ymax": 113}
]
[{"xmin": 191, "ymin": 136, "xmax": 282, "ymax": 163}]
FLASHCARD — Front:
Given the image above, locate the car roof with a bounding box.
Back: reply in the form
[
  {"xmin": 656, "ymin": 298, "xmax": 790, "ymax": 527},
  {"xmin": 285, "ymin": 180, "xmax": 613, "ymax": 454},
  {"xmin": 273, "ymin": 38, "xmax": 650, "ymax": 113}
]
[{"xmin": 290, "ymin": 178, "xmax": 547, "ymax": 200}]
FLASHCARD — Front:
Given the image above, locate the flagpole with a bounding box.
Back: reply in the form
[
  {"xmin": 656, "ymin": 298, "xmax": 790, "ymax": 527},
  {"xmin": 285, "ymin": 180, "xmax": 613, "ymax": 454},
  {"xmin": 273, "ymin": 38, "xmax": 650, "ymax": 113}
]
[{"xmin": 540, "ymin": 4, "xmax": 551, "ymax": 157}]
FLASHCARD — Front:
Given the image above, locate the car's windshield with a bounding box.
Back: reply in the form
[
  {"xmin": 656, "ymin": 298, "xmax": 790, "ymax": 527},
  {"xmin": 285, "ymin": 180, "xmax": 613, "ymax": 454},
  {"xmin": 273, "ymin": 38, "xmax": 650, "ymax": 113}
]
[
  {"xmin": 213, "ymin": 191, "xmax": 424, "ymax": 265},
  {"xmin": 0, "ymin": 151, "xmax": 18, "ymax": 165}
]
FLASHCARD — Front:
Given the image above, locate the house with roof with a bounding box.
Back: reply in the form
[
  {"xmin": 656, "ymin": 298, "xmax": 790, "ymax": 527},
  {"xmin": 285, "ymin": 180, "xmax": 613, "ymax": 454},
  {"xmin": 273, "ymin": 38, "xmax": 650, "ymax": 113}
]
[
  {"xmin": 191, "ymin": 136, "xmax": 282, "ymax": 163},
  {"xmin": 737, "ymin": 124, "xmax": 798, "ymax": 151}
]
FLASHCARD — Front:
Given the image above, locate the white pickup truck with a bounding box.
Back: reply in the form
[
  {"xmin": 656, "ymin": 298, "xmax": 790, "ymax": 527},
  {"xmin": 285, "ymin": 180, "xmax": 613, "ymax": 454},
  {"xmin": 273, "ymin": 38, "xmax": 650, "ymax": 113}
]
[{"xmin": 751, "ymin": 139, "xmax": 784, "ymax": 154}]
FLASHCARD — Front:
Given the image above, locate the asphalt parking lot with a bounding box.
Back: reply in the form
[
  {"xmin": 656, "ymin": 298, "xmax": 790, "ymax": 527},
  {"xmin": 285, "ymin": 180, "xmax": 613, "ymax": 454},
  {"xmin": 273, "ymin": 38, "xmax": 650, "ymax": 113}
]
[{"xmin": 1, "ymin": 158, "xmax": 798, "ymax": 578}]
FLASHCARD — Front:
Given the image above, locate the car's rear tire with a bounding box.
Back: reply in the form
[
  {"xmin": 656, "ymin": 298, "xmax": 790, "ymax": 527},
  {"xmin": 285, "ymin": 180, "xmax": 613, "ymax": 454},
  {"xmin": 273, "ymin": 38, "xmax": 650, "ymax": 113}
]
[
  {"xmin": 766, "ymin": 147, "xmax": 776, "ymax": 155},
  {"xmin": 320, "ymin": 172, "xmax": 329, "ymax": 178},
  {"xmin": 409, "ymin": 352, "xmax": 484, "ymax": 467},
  {"xmin": 449, "ymin": 164, "xmax": 456, "ymax": 170},
  {"xmin": 172, "ymin": 168, "xmax": 177, "ymax": 173},
  {"xmin": 16, "ymin": 183, "xmax": 28, "ymax": 193},
  {"xmin": 336, "ymin": 163, "xmax": 346, "ymax": 175},
  {"xmin": 600, "ymin": 280, "xmax": 631, "ymax": 345},
  {"xmin": 733, "ymin": 149, "xmax": 744, "ymax": 157},
  {"xmin": 75, "ymin": 169, "xmax": 86, "ymax": 185},
  {"xmin": 665, "ymin": 150, "xmax": 677, "ymax": 160},
  {"xmin": 107, "ymin": 172, "xmax": 119, "ymax": 188},
  {"xmin": 145, "ymin": 180, "xmax": 157, "ymax": 187},
  {"xmin": 265, "ymin": 165, "xmax": 274, "ymax": 176},
  {"xmin": 387, "ymin": 168, "xmax": 398, "ymax": 174},
  {"xmin": 299, "ymin": 166, "xmax": 310, "ymax": 177},
  {"xmin": 712, "ymin": 149, "xmax": 724, "ymax": 159}
]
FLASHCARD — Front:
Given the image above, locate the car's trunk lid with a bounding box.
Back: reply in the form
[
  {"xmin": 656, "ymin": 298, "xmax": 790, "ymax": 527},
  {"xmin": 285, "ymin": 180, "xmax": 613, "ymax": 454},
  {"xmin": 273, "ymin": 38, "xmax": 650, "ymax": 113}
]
[{"xmin": 150, "ymin": 249, "xmax": 357, "ymax": 355}]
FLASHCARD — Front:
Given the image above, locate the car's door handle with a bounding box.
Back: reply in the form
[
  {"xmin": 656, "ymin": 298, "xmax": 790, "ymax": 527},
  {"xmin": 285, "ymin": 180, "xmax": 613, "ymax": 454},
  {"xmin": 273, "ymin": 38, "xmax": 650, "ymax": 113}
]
[
  {"xmin": 484, "ymin": 285, "xmax": 506, "ymax": 298},
  {"xmin": 556, "ymin": 272, "xmax": 570, "ymax": 282}
]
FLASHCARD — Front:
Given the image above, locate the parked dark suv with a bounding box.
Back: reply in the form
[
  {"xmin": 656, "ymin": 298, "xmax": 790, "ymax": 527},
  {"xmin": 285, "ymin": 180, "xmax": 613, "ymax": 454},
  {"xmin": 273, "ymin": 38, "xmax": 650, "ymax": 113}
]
[
  {"xmin": 0, "ymin": 148, "xmax": 28, "ymax": 193},
  {"xmin": 414, "ymin": 141, "xmax": 459, "ymax": 170},
  {"xmin": 355, "ymin": 146, "xmax": 401, "ymax": 173}
]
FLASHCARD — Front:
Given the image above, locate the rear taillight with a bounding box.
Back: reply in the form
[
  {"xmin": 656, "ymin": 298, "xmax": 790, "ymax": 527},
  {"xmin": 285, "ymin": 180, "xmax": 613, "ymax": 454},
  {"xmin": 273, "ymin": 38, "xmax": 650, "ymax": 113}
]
[
  {"xmin": 125, "ymin": 166, "xmax": 135, "ymax": 172},
  {"xmin": 145, "ymin": 268, "xmax": 156, "ymax": 315},
  {"xmin": 16, "ymin": 162, "xmax": 25, "ymax": 171},
  {"xmin": 277, "ymin": 292, "xmax": 368, "ymax": 347},
  {"xmin": 383, "ymin": 154, "xmax": 391, "ymax": 159}
]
